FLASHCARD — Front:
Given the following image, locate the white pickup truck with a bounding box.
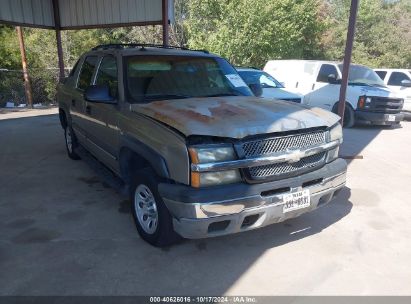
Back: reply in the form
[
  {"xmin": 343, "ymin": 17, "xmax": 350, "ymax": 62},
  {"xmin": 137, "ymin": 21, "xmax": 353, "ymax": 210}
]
[
  {"xmin": 264, "ymin": 60, "xmax": 404, "ymax": 127},
  {"xmin": 374, "ymin": 69, "xmax": 411, "ymax": 120}
]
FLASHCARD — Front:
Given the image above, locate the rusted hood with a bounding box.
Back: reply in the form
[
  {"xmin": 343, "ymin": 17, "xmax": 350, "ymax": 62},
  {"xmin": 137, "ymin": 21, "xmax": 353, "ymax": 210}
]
[{"xmin": 130, "ymin": 96, "xmax": 339, "ymax": 138}]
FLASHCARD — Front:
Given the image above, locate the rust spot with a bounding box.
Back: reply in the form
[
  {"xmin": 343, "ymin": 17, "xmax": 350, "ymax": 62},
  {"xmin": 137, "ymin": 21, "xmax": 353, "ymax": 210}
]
[
  {"xmin": 175, "ymin": 108, "xmax": 212, "ymax": 123},
  {"xmin": 209, "ymin": 104, "xmax": 248, "ymax": 117}
]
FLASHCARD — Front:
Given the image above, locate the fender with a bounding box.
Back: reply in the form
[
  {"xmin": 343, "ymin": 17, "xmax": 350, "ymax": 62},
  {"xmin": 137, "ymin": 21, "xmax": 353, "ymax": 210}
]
[{"xmin": 120, "ymin": 135, "xmax": 170, "ymax": 180}]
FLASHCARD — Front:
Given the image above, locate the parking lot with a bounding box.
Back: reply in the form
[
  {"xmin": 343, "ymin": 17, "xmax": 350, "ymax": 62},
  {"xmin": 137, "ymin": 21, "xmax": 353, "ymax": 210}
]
[{"xmin": 1, "ymin": 109, "xmax": 411, "ymax": 296}]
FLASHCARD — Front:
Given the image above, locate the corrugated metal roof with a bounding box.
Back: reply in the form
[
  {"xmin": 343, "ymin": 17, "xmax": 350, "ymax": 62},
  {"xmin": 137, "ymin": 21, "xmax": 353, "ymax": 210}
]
[
  {"xmin": 0, "ymin": 0, "xmax": 173, "ymax": 29},
  {"xmin": 0, "ymin": 0, "xmax": 54, "ymax": 28}
]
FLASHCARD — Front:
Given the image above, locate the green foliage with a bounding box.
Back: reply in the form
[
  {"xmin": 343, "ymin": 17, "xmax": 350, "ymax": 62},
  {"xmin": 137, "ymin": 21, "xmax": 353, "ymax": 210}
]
[
  {"xmin": 0, "ymin": 26, "xmax": 20, "ymax": 69},
  {"xmin": 1, "ymin": 0, "xmax": 411, "ymax": 105},
  {"xmin": 323, "ymin": 0, "xmax": 411, "ymax": 68},
  {"xmin": 184, "ymin": 0, "xmax": 327, "ymax": 67}
]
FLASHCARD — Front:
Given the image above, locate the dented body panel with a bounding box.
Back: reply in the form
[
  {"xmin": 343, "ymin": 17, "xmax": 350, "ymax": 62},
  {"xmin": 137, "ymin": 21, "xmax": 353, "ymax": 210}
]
[{"xmin": 131, "ymin": 96, "xmax": 340, "ymax": 138}]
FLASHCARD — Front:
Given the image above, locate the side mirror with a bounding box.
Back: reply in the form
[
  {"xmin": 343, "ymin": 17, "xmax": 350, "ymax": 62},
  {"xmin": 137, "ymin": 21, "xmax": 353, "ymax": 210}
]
[
  {"xmin": 84, "ymin": 85, "xmax": 116, "ymax": 103},
  {"xmin": 401, "ymin": 79, "xmax": 411, "ymax": 87},
  {"xmin": 248, "ymin": 83, "xmax": 263, "ymax": 97},
  {"xmin": 327, "ymin": 74, "xmax": 338, "ymax": 84}
]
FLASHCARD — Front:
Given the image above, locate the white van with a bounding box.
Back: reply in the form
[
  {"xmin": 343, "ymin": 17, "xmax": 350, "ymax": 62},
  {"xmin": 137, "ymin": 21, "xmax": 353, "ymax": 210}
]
[
  {"xmin": 264, "ymin": 60, "xmax": 404, "ymax": 127},
  {"xmin": 374, "ymin": 69, "xmax": 411, "ymax": 120}
]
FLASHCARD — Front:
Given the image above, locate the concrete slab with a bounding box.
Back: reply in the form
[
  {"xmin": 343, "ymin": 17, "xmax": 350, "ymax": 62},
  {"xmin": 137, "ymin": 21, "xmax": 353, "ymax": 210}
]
[{"xmin": 0, "ymin": 112, "xmax": 410, "ymax": 295}]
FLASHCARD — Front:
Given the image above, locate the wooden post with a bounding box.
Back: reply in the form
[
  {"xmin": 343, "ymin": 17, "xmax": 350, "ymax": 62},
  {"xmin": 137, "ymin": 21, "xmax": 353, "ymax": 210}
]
[
  {"xmin": 338, "ymin": 0, "xmax": 359, "ymax": 126},
  {"xmin": 162, "ymin": 0, "xmax": 169, "ymax": 46},
  {"xmin": 16, "ymin": 26, "xmax": 33, "ymax": 108},
  {"xmin": 52, "ymin": 0, "xmax": 65, "ymax": 81},
  {"xmin": 55, "ymin": 29, "xmax": 65, "ymax": 81}
]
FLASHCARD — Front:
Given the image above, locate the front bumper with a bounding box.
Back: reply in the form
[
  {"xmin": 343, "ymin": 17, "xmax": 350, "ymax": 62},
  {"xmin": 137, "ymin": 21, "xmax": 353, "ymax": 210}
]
[
  {"xmin": 355, "ymin": 110, "xmax": 404, "ymax": 125},
  {"xmin": 159, "ymin": 158, "xmax": 347, "ymax": 239},
  {"xmin": 402, "ymin": 111, "xmax": 411, "ymax": 120}
]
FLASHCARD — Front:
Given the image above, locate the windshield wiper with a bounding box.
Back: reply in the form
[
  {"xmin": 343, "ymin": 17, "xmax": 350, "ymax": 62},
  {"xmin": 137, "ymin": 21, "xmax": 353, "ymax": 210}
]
[
  {"xmin": 348, "ymin": 82, "xmax": 371, "ymax": 86},
  {"xmin": 348, "ymin": 82, "xmax": 386, "ymax": 88},
  {"xmin": 204, "ymin": 93, "xmax": 242, "ymax": 97},
  {"xmin": 143, "ymin": 94, "xmax": 192, "ymax": 101}
]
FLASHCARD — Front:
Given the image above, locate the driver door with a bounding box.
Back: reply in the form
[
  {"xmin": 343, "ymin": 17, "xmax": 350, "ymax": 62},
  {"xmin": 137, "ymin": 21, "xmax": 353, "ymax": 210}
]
[
  {"xmin": 305, "ymin": 64, "xmax": 340, "ymax": 110},
  {"xmin": 84, "ymin": 55, "xmax": 120, "ymax": 173}
]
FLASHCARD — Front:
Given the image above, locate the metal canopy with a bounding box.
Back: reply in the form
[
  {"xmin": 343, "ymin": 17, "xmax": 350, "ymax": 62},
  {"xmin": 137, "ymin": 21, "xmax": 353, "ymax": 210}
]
[
  {"xmin": 0, "ymin": 0, "xmax": 174, "ymax": 29},
  {"xmin": 0, "ymin": 0, "xmax": 173, "ymax": 108}
]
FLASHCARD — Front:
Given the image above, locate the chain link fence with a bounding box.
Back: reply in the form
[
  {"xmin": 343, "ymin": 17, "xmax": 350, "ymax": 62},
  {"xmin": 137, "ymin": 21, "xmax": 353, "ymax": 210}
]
[{"xmin": 0, "ymin": 68, "xmax": 64, "ymax": 108}]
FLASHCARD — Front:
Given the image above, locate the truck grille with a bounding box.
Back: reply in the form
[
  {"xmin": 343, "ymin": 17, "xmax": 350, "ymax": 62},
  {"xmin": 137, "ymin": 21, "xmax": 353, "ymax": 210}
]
[
  {"xmin": 248, "ymin": 152, "xmax": 327, "ymax": 179},
  {"xmin": 241, "ymin": 131, "xmax": 326, "ymax": 158},
  {"xmin": 237, "ymin": 130, "xmax": 327, "ymax": 182},
  {"xmin": 370, "ymin": 97, "xmax": 403, "ymax": 113}
]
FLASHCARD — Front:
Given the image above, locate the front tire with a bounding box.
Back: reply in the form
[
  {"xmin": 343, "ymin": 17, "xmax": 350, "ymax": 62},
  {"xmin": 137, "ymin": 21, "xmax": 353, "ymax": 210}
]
[
  {"xmin": 130, "ymin": 168, "xmax": 181, "ymax": 247},
  {"xmin": 64, "ymin": 125, "xmax": 80, "ymax": 160},
  {"xmin": 333, "ymin": 103, "xmax": 355, "ymax": 128}
]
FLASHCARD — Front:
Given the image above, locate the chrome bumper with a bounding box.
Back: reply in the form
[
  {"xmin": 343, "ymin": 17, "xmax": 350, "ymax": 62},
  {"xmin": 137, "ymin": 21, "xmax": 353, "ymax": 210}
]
[{"xmin": 159, "ymin": 159, "xmax": 347, "ymax": 239}]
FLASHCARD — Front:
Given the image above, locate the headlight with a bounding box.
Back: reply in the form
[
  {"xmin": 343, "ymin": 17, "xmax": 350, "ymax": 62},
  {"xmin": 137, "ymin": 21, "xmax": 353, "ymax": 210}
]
[
  {"xmin": 189, "ymin": 146, "xmax": 241, "ymax": 187},
  {"xmin": 358, "ymin": 96, "xmax": 371, "ymax": 109},
  {"xmin": 329, "ymin": 123, "xmax": 343, "ymax": 142},
  {"xmin": 190, "ymin": 146, "xmax": 236, "ymax": 163},
  {"xmin": 327, "ymin": 124, "xmax": 342, "ymax": 162}
]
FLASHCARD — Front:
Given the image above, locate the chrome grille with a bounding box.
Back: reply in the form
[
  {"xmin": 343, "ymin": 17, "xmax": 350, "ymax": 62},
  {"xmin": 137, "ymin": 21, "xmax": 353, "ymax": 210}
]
[
  {"xmin": 239, "ymin": 130, "xmax": 328, "ymax": 181},
  {"xmin": 241, "ymin": 131, "xmax": 326, "ymax": 158},
  {"xmin": 248, "ymin": 152, "xmax": 326, "ymax": 179}
]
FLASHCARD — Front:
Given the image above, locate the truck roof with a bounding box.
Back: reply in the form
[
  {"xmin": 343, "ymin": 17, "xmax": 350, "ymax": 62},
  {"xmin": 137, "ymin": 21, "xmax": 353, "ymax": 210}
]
[{"xmin": 87, "ymin": 43, "xmax": 217, "ymax": 58}]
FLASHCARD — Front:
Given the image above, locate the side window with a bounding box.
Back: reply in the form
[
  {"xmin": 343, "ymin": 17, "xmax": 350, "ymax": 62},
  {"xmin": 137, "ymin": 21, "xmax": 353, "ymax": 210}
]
[
  {"xmin": 95, "ymin": 55, "xmax": 118, "ymax": 98},
  {"xmin": 77, "ymin": 56, "xmax": 98, "ymax": 90},
  {"xmin": 388, "ymin": 72, "xmax": 410, "ymax": 86},
  {"xmin": 68, "ymin": 58, "xmax": 81, "ymax": 78},
  {"xmin": 317, "ymin": 64, "xmax": 338, "ymax": 83},
  {"xmin": 375, "ymin": 71, "xmax": 387, "ymax": 80}
]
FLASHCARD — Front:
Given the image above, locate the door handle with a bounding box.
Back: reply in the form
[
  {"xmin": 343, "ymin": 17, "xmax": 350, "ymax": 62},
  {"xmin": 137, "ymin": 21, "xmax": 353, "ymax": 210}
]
[
  {"xmin": 86, "ymin": 105, "xmax": 91, "ymax": 115},
  {"xmin": 312, "ymin": 83, "xmax": 315, "ymax": 90},
  {"xmin": 71, "ymin": 99, "xmax": 76, "ymax": 107}
]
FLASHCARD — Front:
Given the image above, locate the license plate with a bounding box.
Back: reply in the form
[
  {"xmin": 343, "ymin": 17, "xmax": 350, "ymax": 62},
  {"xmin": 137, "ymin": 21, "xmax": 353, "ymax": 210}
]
[
  {"xmin": 283, "ymin": 189, "xmax": 310, "ymax": 213},
  {"xmin": 388, "ymin": 115, "xmax": 396, "ymax": 122}
]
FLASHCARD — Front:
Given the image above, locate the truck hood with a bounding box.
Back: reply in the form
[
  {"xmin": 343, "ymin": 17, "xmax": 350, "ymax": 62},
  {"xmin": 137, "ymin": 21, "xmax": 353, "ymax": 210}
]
[
  {"xmin": 359, "ymin": 85, "xmax": 402, "ymax": 98},
  {"xmin": 130, "ymin": 96, "xmax": 339, "ymax": 139}
]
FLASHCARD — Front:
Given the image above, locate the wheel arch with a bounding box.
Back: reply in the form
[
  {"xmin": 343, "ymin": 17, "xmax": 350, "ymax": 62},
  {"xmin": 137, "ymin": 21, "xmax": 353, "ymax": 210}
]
[
  {"xmin": 332, "ymin": 100, "xmax": 355, "ymax": 114},
  {"xmin": 119, "ymin": 137, "xmax": 170, "ymax": 185}
]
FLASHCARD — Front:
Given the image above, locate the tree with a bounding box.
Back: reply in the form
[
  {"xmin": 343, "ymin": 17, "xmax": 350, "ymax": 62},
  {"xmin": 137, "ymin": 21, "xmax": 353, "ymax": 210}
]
[
  {"xmin": 183, "ymin": 0, "xmax": 327, "ymax": 67},
  {"xmin": 323, "ymin": 0, "xmax": 411, "ymax": 68},
  {"xmin": 0, "ymin": 25, "xmax": 20, "ymax": 69}
]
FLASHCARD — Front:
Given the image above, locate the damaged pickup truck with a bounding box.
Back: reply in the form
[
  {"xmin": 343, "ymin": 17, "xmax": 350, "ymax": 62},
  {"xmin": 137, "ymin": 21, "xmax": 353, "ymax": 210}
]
[{"xmin": 57, "ymin": 44, "xmax": 347, "ymax": 247}]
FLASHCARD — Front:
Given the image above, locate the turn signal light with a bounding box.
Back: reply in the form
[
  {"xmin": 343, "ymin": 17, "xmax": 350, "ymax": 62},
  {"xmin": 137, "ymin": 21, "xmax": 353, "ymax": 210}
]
[{"xmin": 358, "ymin": 96, "xmax": 365, "ymax": 108}]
